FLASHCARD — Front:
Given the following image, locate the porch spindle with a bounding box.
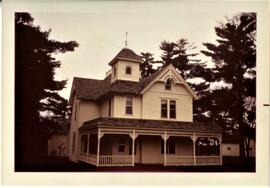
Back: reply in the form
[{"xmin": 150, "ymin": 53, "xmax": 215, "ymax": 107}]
[{"xmin": 163, "ymin": 132, "xmax": 168, "ymax": 166}]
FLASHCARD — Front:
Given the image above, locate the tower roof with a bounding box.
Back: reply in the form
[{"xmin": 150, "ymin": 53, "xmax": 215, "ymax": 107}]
[{"xmin": 108, "ymin": 48, "xmax": 141, "ymax": 66}]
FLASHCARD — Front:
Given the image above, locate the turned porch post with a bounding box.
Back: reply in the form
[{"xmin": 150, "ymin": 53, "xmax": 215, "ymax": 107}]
[
  {"xmin": 162, "ymin": 132, "xmax": 169, "ymax": 166},
  {"xmin": 96, "ymin": 129, "xmax": 104, "ymax": 167},
  {"xmin": 87, "ymin": 133, "xmax": 90, "ymax": 155},
  {"xmin": 219, "ymin": 133, "xmax": 222, "ymax": 165},
  {"xmin": 130, "ymin": 130, "xmax": 138, "ymax": 166},
  {"xmin": 192, "ymin": 133, "xmax": 197, "ymax": 166}
]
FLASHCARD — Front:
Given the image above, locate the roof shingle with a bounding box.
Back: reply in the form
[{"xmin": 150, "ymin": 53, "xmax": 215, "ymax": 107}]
[
  {"xmin": 79, "ymin": 117, "xmax": 223, "ymax": 133},
  {"xmin": 109, "ymin": 48, "xmax": 142, "ymax": 66},
  {"xmin": 72, "ymin": 66, "xmax": 165, "ymax": 101}
]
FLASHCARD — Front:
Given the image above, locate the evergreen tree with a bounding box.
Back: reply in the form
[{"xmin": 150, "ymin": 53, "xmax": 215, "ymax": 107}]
[
  {"xmin": 15, "ymin": 12, "xmax": 78, "ymax": 168},
  {"xmin": 201, "ymin": 12, "xmax": 256, "ymax": 160},
  {"xmin": 140, "ymin": 52, "xmax": 155, "ymax": 78},
  {"xmin": 159, "ymin": 38, "xmax": 200, "ymax": 80}
]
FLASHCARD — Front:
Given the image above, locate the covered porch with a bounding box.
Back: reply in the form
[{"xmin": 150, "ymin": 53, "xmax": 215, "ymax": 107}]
[{"xmin": 78, "ymin": 126, "xmax": 222, "ymax": 167}]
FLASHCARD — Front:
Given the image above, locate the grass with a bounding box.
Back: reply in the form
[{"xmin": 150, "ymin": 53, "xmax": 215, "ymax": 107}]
[{"xmin": 15, "ymin": 156, "xmax": 255, "ymax": 172}]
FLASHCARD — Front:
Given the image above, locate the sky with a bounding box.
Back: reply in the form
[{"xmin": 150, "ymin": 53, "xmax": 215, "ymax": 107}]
[{"xmin": 30, "ymin": 1, "xmax": 247, "ymax": 100}]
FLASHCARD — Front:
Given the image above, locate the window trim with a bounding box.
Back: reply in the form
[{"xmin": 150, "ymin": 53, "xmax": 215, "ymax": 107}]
[
  {"xmin": 125, "ymin": 96, "xmax": 133, "ymax": 115},
  {"xmin": 165, "ymin": 78, "xmax": 173, "ymax": 90},
  {"xmin": 161, "ymin": 99, "xmax": 177, "ymax": 119},
  {"xmin": 161, "ymin": 99, "xmax": 168, "ymax": 118}
]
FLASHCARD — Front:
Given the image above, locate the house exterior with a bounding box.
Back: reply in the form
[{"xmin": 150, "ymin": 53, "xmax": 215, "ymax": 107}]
[{"xmin": 67, "ymin": 47, "xmax": 223, "ymax": 167}]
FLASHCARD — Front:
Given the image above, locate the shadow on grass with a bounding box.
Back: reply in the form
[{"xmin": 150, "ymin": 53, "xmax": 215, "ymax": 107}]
[{"xmin": 15, "ymin": 157, "xmax": 255, "ymax": 172}]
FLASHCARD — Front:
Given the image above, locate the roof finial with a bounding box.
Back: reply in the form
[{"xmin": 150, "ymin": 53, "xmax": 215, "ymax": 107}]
[{"xmin": 125, "ymin": 32, "xmax": 128, "ymax": 47}]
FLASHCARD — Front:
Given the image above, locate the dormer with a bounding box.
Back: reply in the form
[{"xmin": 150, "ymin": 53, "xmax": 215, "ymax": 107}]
[{"xmin": 109, "ymin": 48, "xmax": 141, "ymax": 83}]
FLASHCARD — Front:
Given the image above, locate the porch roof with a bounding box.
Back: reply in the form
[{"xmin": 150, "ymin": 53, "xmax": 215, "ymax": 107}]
[{"xmin": 79, "ymin": 117, "xmax": 223, "ymax": 133}]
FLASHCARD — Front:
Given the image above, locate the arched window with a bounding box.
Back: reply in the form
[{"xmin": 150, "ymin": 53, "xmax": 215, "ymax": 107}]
[
  {"xmin": 165, "ymin": 78, "xmax": 173, "ymax": 90},
  {"xmin": 125, "ymin": 66, "xmax": 132, "ymax": 75}
]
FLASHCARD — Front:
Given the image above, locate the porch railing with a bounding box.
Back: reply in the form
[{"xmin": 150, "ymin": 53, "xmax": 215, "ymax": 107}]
[
  {"xmin": 78, "ymin": 153, "xmax": 97, "ymax": 165},
  {"xmin": 166, "ymin": 155, "xmax": 222, "ymax": 166},
  {"xmin": 99, "ymin": 155, "xmax": 132, "ymax": 167},
  {"xmin": 196, "ymin": 156, "xmax": 221, "ymax": 165},
  {"xmin": 167, "ymin": 155, "xmax": 194, "ymax": 166}
]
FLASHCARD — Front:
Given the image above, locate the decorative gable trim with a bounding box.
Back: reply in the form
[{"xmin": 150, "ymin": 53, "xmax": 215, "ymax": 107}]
[{"xmin": 140, "ymin": 64, "xmax": 199, "ymax": 100}]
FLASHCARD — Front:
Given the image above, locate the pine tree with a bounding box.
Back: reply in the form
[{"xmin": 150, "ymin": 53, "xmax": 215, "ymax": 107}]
[
  {"xmin": 140, "ymin": 52, "xmax": 155, "ymax": 78},
  {"xmin": 201, "ymin": 12, "xmax": 256, "ymax": 161},
  {"xmin": 15, "ymin": 13, "xmax": 78, "ymax": 168}
]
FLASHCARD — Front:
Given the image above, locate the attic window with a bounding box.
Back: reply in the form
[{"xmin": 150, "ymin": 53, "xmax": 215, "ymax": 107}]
[
  {"xmin": 125, "ymin": 66, "xmax": 132, "ymax": 75},
  {"xmin": 165, "ymin": 78, "xmax": 173, "ymax": 90}
]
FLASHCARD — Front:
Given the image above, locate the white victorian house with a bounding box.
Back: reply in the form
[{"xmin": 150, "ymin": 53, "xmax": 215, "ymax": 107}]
[{"xmin": 68, "ymin": 48, "xmax": 223, "ymax": 167}]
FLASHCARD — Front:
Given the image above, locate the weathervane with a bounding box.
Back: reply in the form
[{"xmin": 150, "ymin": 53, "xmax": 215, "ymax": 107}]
[{"xmin": 125, "ymin": 32, "xmax": 128, "ymax": 47}]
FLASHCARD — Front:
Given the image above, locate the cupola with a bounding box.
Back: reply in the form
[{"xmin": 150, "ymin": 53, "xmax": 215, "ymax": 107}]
[{"xmin": 109, "ymin": 48, "xmax": 141, "ymax": 83}]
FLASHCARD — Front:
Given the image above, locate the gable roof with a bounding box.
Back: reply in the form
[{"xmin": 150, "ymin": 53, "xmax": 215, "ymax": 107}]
[
  {"xmin": 70, "ymin": 63, "xmax": 198, "ymax": 102},
  {"xmin": 140, "ymin": 64, "xmax": 199, "ymax": 100},
  {"xmin": 70, "ymin": 66, "xmax": 165, "ymax": 102},
  {"xmin": 79, "ymin": 117, "xmax": 223, "ymax": 133},
  {"xmin": 109, "ymin": 48, "xmax": 142, "ymax": 66}
]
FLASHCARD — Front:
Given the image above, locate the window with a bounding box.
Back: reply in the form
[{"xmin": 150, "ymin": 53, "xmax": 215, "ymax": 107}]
[
  {"xmin": 80, "ymin": 135, "xmax": 88, "ymax": 153},
  {"xmin": 125, "ymin": 66, "xmax": 132, "ymax": 75},
  {"xmin": 125, "ymin": 96, "xmax": 133, "ymax": 115},
  {"xmin": 74, "ymin": 103, "xmax": 78, "ymax": 121},
  {"xmin": 108, "ymin": 99, "xmax": 111, "ymax": 117},
  {"xmin": 114, "ymin": 67, "xmax": 117, "ymax": 77},
  {"xmin": 169, "ymin": 100, "xmax": 176, "ymax": 119},
  {"xmin": 165, "ymin": 78, "xmax": 173, "ymax": 90},
  {"xmin": 88, "ymin": 134, "xmax": 97, "ymax": 154},
  {"xmin": 161, "ymin": 99, "xmax": 176, "ymax": 119},
  {"xmin": 118, "ymin": 135, "xmax": 126, "ymax": 152},
  {"xmin": 161, "ymin": 100, "xmax": 168, "ymax": 118},
  {"xmin": 72, "ymin": 132, "xmax": 76, "ymax": 154}
]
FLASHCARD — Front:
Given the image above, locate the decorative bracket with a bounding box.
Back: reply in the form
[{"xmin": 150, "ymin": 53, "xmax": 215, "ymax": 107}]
[
  {"xmin": 161, "ymin": 132, "xmax": 169, "ymax": 141},
  {"xmin": 190, "ymin": 134, "xmax": 197, "ymax": 143},
  {"xmin": 129, "ymin": 130, "xmax": 138, "ymax": 140}
]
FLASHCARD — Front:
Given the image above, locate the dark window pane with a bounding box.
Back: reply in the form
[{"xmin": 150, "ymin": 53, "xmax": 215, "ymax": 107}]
[
  {"xmin": 165, "ymin": 78, "xmax": 172, "ymax": 90},
  {"xmin": 72, "ymin": 132, "xmax": 76, "ymax": 153},
  {"xmin": 89, "ymin": 134, "xmax": 97, "ymax": 154},
  {"xmin": 126, "ymin": 97, "xmax": 133, "ymax": 114},
  {"xmin": 125, "ymin": 66, "xmax": 132, "ymax": 75},
  {"xmin": 80, "ymin": 135, "xmax": 88, "ymax": 153},
  {"xmin": 126, "ymin": 106, "xmax": 132, "ymax": 114},
  {"xmin": 168, "ymin": 138, "xmax": 175, "ymax": 154},
  {"xmin": 161, "ymin": 100, "xmax": 167, "ymax": 118},
  {"xmin": 170, "ymin": 100, "xmax": 176, "ymax": 119}
]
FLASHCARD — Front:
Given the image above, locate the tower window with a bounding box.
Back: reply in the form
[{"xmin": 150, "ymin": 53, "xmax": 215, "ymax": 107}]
[
  {"xmin": 165, "ymin": 78, "xmax": 173, "ymax": 90},
  {"xmin": 125, "ymin": 66, "xmax": 132, "ymax": 75}
]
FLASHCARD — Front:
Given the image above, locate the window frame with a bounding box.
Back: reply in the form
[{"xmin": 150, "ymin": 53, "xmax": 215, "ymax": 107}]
[
  {"xmin": 161, "ymin": 99, "xmax": 168, "ymax": 118},
  {"xmin": 165, "ymin": 78, "xmax": 173, "ymax": 90},
  {"xmin": 161, "ymin": 99, "xmax": 177, "ymax": 119},
  {"xmin": 72, "ymin": 132, "xmax": 76, "ymax": 154},
  {"xmin": 125, "ymin": 96, "xmax": 133, "ymax": 115},
  {"xmin": 80, "ymin": 134, "xmax": 88, "ymax": 154},
  {"xmin": 125, "ymin": 66, "xmax": 132, "ymax": 75},
  {"xmin": 169, "ymin": 100, "xmax": 176, "ymax": 119}
]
